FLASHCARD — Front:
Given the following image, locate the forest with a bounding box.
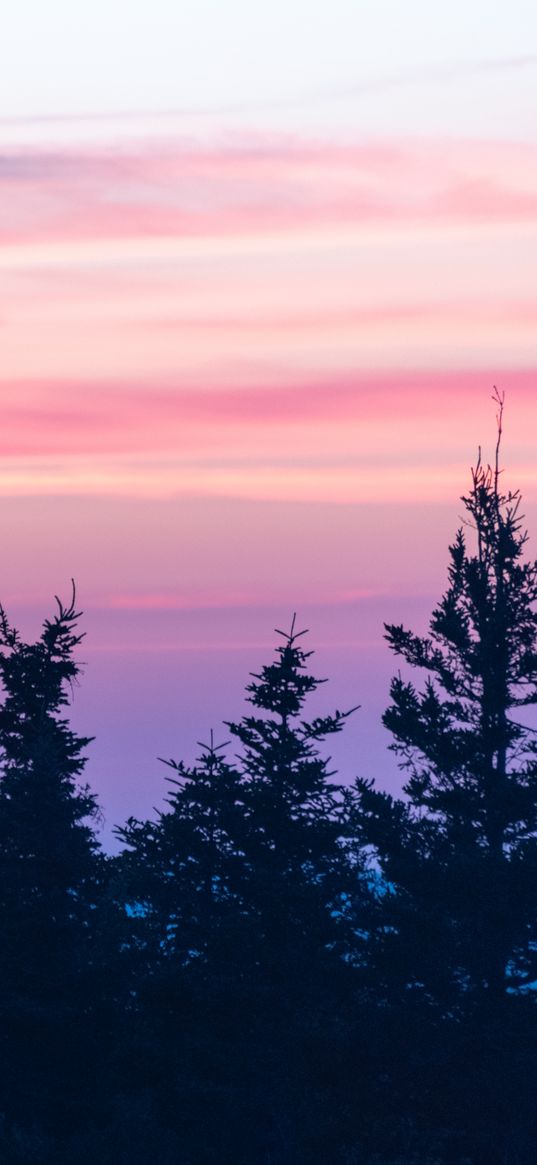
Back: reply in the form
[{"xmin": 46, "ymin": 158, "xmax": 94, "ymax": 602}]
[{"xmin": 2, "ymin": 407, "xmax": 537, "ymax": 1165}]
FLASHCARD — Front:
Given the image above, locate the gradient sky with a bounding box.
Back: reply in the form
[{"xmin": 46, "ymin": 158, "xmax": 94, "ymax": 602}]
[{"xmin": 2, "ymin": 3, "xmax": 537, "ymax": 845}]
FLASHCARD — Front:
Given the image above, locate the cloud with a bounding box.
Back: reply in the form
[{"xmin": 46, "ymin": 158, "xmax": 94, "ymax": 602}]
[
  {"xmin": 321, "ymin": 54, "xmax": 537, "ymax": 104},
  {"xmin": 2, "ymin": 135, "xmax": 537, "ymax": 248},
  {"xmin": 0, "ymin": 369, "xmax": 535, "ymax": 459},
  {"xmin": 101, "ymin": 586, "xmax": 383, "ymax": 611},
  {"xmin": 1, "ymin": 54, "xmax": 535, "ymax": 128}
]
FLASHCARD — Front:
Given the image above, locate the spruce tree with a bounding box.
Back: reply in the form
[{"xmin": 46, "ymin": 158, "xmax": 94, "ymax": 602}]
[
  {"xmin": 356, "ymin": 392, "xmax": 537, "ymax": 1162},
  {"xmin": 116, "ymin": 620, "xmax": 364, "ymax": 1165},
  {"xmin": 225, "ymin": 614, "xmax": 359, "ymax": 982},
  {"xmin": 0, "ymin": 585, "xmax": 102, "ymax": 1139},
  {"xmin": 119, "ymin": 618, "xmax": 361, "ymax": 986},
  {"xmin": 115, "ymin": 739, "xmax": 254, "ymax": 1163},
  {"xmin": 220, "ymin": 619, "xmax": 367, "ymax": 1163},
  {"xmin": 118, "ymin": 733, "xmax": 246, "ymax": 969},
  {"xmin": 359, "ymin": 392, "xmax": 537, "ymax": 1002}
]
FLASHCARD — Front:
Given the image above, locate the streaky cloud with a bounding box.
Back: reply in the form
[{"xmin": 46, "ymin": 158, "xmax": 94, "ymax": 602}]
[
  {"xmin": 0, "ymin": 54, "xmax": 535, "ymax": 129},
  {"xmin": 2, "ymin": 135, "xmax": 537, "ymax": 249}
]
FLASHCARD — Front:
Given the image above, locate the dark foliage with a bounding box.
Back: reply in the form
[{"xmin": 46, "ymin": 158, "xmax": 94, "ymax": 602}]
[
  {"xmin": 114, "ymin": 618, "xmax": 367, "ymax": 1163},
  {"xmin": 354, "ymin": 392, "xmax": 537, "ymax": 1161},
  {"xmin": 0, "ymin": 586, "xmax": 106, "ymax": 1146}
]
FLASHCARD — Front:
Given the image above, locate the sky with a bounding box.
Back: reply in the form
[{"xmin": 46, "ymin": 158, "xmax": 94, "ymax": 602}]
[{"xmin": 2, "ymin": 2, "xmax": 537, "ymax": 846}]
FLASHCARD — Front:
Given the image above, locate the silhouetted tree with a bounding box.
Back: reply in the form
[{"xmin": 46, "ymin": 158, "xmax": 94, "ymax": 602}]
[
  {"xmin": 356, "ymin": 392, "xmax": 537, "ymax": 1163},
  {"xmin": 226, "ymin": 615, "xmax": 360, "ymax": 980},
  {"xmin": 0, "ymin": 585, "xmax": 103, "ymax": 1141},
  {"xmin": 114, "ymin": 620, "xmax": 366, "ymax": 1164},
  {"xmin": 221, "ymin": 617, "xmax": 366, "ymax": 1162},
  {"xmin": 107, "ymin": 738, "xmax": 251, "ymax": 1163},
  {"xmin": 118, "ymin": 733, "xmax": 246, "ymax": 968}
]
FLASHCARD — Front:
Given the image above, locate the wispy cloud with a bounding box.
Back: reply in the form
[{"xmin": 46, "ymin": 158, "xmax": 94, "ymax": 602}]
[
  {"xmin": 0, "ymin": 370, "xmax": 534, "ymax": 510},
  {"xmin": 2, "ymin": 135, "xmax": 537, "ymax": 249},
  {"xmin": 101, "ymin": 586, "xmax": 383, "ymax": 611},
  {"xmin": 1, "ymin": 55, "xmax": 535, "ymax": 129}
]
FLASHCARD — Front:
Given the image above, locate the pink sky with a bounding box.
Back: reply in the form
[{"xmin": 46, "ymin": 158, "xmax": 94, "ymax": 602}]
[{"xmin": 2, "ymin": 55, "xmax": 537, "ymax": 843}]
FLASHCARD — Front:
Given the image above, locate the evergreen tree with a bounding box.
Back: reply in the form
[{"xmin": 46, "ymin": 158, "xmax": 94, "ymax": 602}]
[
  {"xmin": 118, "ymin": 733, "xmax": 246, "ymax": 969},
  {"xmin": 115, "ymin": 738, "xmax": 257, "ymax": 1164},
  {"xmin": 115, "ymin": 620, "xmax": 365, "ymax": 1164},
  {"xmin": 359, "ymin": 393, "xmax": 537, "ymax": 1001},
  {"xmin": 225, "ymin": 615, "xmax": 360, "ymax": 981},
  {"xmin": 356, "ymin": 392, "xmax": 537, "ymax": 1162},
  {"xmin": 0, "ymin": 585, "xmax": 103, "ymax": 1141},
  {"xmin": 221, "ymin": 618, "xmax": 367, "ymax": 1163}
]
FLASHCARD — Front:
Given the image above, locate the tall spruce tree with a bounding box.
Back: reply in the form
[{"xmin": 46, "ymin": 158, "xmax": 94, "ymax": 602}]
[
  {"xmin": 359, "ymin": 393, "xmax": 537, "ymax": 1002},
  {"xmin": 225, "ymin": 615, "xmax": 359, "ymax": 983},
  {"xmin": 221, "ymin": 619, "xmax": 369, "ymax": 1164},
  {"xmin": 355, "ymin": 393, "xmax": 537, "ymax": 1163},
  {"xmin": 0, "ymin": 585, "xmax": 102, "ymax": 1140}
]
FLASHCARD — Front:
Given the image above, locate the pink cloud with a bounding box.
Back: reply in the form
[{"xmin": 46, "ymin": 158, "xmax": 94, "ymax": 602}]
[
  {"xmin": 148, "ymin": 300, "xmax": 537, "ymax": 334},
  {"xmin": 0, "ymin": 369, "xmax": 535, "ymax": 459},
  {"xmin": 104, "ymin": 590, "xmax": 263, "ymax": 611},
  {"xmin": 2, "ymin": 136, "xmax": 537, "ymax": 247},
  {"xmin": 102, "ymin": 586, "xmax": 383, "ymax": 611},
  {"xmin": 435, "ymin": 179, "xmax": 537, "ymax": 220}
]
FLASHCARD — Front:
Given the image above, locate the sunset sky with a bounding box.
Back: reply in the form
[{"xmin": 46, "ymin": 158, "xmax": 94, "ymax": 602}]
[{"xmin": 2, "ymin": 2, "xmax": 537, "ymax": 844}]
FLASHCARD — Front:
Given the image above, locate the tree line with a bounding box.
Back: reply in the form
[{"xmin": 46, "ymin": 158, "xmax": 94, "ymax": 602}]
[{"xmin": 1, "ymin": 402, "xmax": 537, "ymax": 1163}]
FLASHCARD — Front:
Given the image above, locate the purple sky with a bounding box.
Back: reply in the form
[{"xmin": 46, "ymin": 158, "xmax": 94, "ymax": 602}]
[{"xmin": 2, "ymin": 3, "xmax": 537, "ymax": 845}]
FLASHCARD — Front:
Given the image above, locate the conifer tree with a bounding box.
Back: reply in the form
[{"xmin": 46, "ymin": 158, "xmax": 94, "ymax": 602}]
[
  {"xmin": 0, "ymin": 585, "xmax": 102, "ymax": 1136},
  {"xmin": 116, "ymin": 621, "xmax": 364, "ymax": 1165},
  {"xmin": 355, "ymin": 392, "xmax": 537, "ymax": 1160},
  {"xmin": 114, "ymin": 738, "xmax": 255, "ymax": 1162},
  {"xmin": 220, "ymin": 619, "xmax": 368, "ymax": 1162},
  {"xmin": 119, "ymin": 619, "xmax": 361, "ymax": 980},
  {"xmin": 0, "ymin": 585, "xmax": 100, "ymax": 980},
  {"xmin": 225, "ymin": 615, "xmax": 359, "ymax": 980},
  {"xmin": 118, "ymin": 733, "xmax": 246, "ymax": 968},
  {"xmin": 358, "ymin": 392, "xmax": 537, "ymax": 1001}
]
